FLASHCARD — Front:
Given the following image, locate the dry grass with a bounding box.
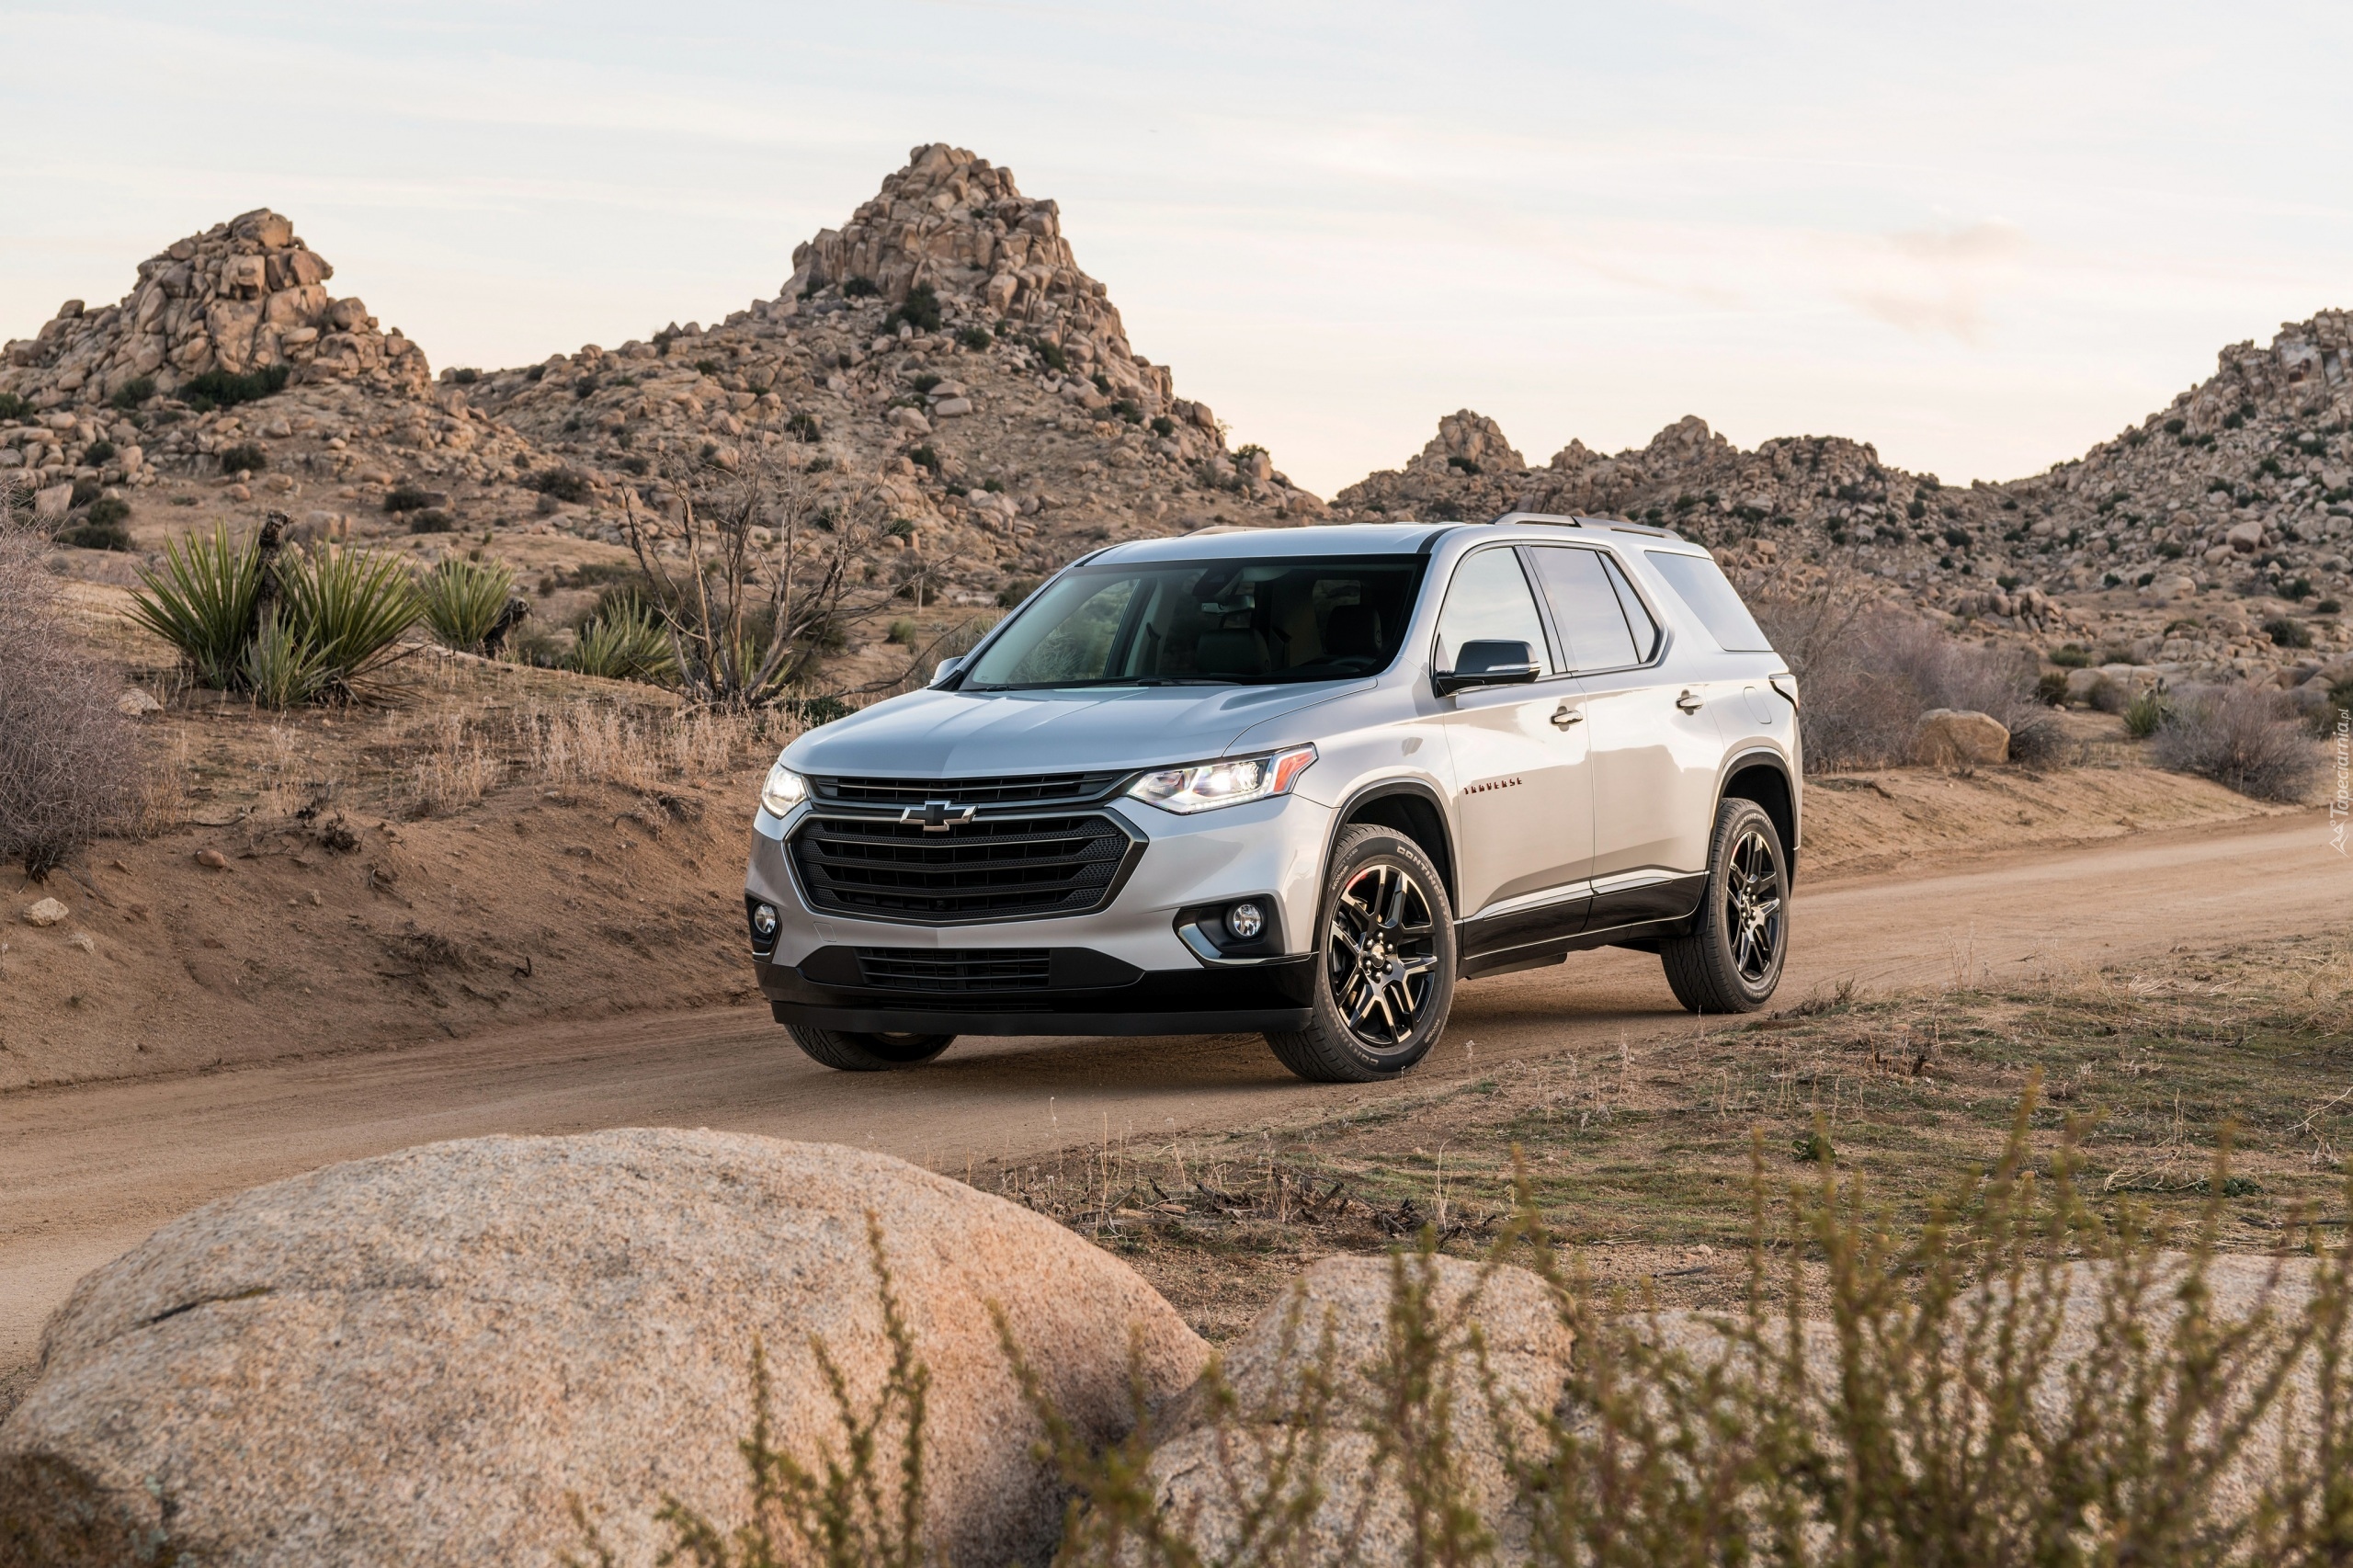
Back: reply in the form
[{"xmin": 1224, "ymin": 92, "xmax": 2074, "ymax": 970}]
[
  {"xmin": 968, "ymin": 930, "xmax": 2353, "ymax": 1341},
  {"xmin": 404, "ymin": 699, "xmax": 798, "ymax": 814},
  {"xmin": 2153, "ymin": 683, "xmax": 2325, "ymax": 802}
]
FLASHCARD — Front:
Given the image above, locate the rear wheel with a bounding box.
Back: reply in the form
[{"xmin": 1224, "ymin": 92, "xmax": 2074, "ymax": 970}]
[
  {"xmin": 786, "ymin": 1027, "xmax": 956, "ymax": 1072},
  {"xmin": 1265, "ymin": 825, "xmax": 1456, "ymax": 1083},
  {"xmin": 1659, "ymin": 797, "xmax": 1788, "ymax": 1014}
]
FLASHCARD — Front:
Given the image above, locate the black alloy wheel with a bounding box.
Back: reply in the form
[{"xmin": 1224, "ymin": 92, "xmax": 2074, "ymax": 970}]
[
  {"xmin": 1265, "ymin": 824, "xmax": 1457, "ymax": 1083},
  {"xmin": 1660, "ymin": 797, "xmax": 1790, "ymax": 1014}
]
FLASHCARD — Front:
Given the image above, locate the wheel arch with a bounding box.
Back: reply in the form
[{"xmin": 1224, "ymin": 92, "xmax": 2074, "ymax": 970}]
[
  {"xmin": 1330, "ymin": 779, "xmax": 1458, "ymax": 911},
  {"xmin": 1717, "ymin": 749, "xmax": 1800, "ymax": 882}
]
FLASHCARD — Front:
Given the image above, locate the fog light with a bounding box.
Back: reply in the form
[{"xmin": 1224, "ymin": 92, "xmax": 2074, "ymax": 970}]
[
  {"xmin": 1224, "ymin": 902, "xmax": 1265, "ymax": 941},
  {"xmin": 751, "ymin": 903, "xmax": 779, "ymax": 938}
]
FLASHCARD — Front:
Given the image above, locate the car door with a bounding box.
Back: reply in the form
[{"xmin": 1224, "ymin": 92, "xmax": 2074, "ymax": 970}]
[
  {"xmin": 1525, "ymin": 544, "xmax": 1722, "ymax": 927},
  {"xmin": 1429, "ymin": 544, "xmax": 1595, "ymax": 945}
]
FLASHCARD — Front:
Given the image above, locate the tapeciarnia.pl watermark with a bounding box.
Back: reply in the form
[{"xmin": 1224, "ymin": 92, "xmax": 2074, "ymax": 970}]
[{"xmin": 2332, "ymin": 707, "xmax": 2349, "ymax": 856}]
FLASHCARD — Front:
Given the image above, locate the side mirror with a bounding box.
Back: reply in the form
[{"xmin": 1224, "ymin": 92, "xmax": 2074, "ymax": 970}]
[
  {"xmin": 930, "ymin": 655, "xmax": 965, "ymax": 687},
  {"xmin": 1434, "ymin": 640, "xmax": 1541, "ymax": 697}
]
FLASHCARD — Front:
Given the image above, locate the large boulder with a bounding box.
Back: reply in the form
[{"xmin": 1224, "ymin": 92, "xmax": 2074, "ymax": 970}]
[
  {"xmin": 1138, "ymin": 1254, "xmax": 1572, "ymax": 1564},
  {"xmin": 0, "ymin": 1131, "xmax": 1206, "ymax": 1568},
  {"xmin": 1913, "ymin": 707, "xmax": 2010, "ymax": 767}
]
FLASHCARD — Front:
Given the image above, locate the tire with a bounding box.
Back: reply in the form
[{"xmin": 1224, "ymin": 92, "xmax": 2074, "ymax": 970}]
[
  {"xmin": 1660, "ymin": 797, "xmax": 1789, "ymax": 1014},
  {"xmin": 786, "ymin": 1027, "xmax": 956, "ymax": 1072},
  {"xmin": 1265, "ymin": 824, "xmax": 1457, "ymax": 1083}
]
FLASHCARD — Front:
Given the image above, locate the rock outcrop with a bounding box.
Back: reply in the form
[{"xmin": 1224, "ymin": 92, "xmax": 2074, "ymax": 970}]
[{"xmin": 0, "ymin": 1131, "xmax": 1207, "ymax": 1568}]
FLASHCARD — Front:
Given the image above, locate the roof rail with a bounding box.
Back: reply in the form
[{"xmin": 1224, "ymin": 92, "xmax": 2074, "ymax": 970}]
[{"xmin": 1486, "ymin": 510, "xmax": 1685, "ymax": 541}]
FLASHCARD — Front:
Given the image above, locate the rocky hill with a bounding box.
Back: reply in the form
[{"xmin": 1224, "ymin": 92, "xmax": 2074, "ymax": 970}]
[{"xmin": 1336, "ymin": 315, "xmax": 2353, "ymax": 682}]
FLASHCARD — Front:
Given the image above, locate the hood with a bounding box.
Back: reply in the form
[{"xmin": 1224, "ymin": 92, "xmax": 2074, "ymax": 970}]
[{"xmin": 782, "ymin": 682, "xmax": 1365, "ymax": 777}]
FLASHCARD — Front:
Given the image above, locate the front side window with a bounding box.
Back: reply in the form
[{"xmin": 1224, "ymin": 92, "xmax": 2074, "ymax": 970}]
[
  {"xmin": 961, "ymin": 556, "xmax": 1423, "ymax": 688},
  {"xmin": 1433, "ymin": 548, "xmax": 1549, "ymax": 673}
]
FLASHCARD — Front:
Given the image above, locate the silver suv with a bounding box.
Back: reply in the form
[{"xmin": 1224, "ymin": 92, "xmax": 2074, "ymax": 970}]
[{"xmin": 745, "ymin": 515, "xmax": 1800, "ymax": 1082}]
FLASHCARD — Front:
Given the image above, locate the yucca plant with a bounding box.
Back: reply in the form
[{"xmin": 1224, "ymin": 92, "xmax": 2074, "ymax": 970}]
[
  {"xmin": 420, "ymin": 557, "xmax": 516, "ymax": 653},
  {"xmin": 571, "ymin": 605, "xmax": 675, "ymax": 684},
  {"xmin": 241, "ymin": 608, "xmax": 329, "ymax": 708},
  {"xmin": 278, "ymin": 543, "xmax": 422, "ymax": 698},
  {"xmin": 127, "ymin": 523, "xmax": 261, "ymax": 688}
]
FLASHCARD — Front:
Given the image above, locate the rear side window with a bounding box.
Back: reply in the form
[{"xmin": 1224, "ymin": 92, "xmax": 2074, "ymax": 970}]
[
  {"xmin": 1644, "ymin": 551, "xmax": 1771, "ymax": 653},
  {"xmin": 1527, "ymin": 547, "xmax": 1638, "ymax": 671}
]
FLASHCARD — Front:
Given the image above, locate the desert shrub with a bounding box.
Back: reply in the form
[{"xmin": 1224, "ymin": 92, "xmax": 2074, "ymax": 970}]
[
  {"xmin": 888, "ymin": 282, "xmax": 942, "ymax": 335},
  {"xmin": 58, "ymin": 519, "xmax": 131, "ymax": 552},
  {"xmin": 2123, "ymin": 686, "xmax": 2171, "ymax": 738},
  {"xmin": 1149, "ymin": 415, "xmax": 1176, "ymax": 438},
  {"xmin": 1447, "ymin": 453, "xmax": 1482, "ymax": 475},
  {"xmin": 129, "ymin": 522, "xmax": 263, "ymax": 687},
  {"xmin": 995, "ymin": 577, "xmax": 1040, "ymax": 608},
  {"xmin": 607, "ymin": 1104, "xmax": 2353, "ymax": 1568},
  {"xmin": 383, "ymin": 484, "xmax": 436, "ymax": 514},
  {"xmin": 0, "ymin": 497, "xmax": 140, "ymax": 877},
  {"xmin": 70, "ymin": 478, "xmax": 101, "ymax": 509},
  {"xmin": 530, "ymin": 468, "xmax": 593, "ymax": 505},
  {"xmin": 2049, "ymin": 641, "xmax": 2093, "ymax": 668},
  {"xmin": 2317, "ymin": 597, "xmax": 2342, "ymax": 615},
  {"xmin": 408, "ymin": 510, "xmax": 455, "ymax": 534},
  {"xmin": 2035, "ymin": 669, "xmax": 2070, "ymax": 706},
  {"xmin": 419, "ymin": 557, "xmax": 516, "ymax": 653},
  {"xmin": 1111, "ymin": 398, "xmax": 1142, "ymax": 425},
  {"xmin": 2153, "ymin": 684, "xmax": 2320, "ymax": 801},
  {"xmin": 216, "ymin": 442, "xmax": 267, "ymax": 474},
  {"xmin": 786, "ymin": 412, "xmax": 821, "ymax": 443},
  {"xmin": 907, "ymin": 445, "xmax": 938, "ymax": 472},
  {"xmin": 957, "ymin": 324, "xmax": 992, "ymax": 351},
  {"xmin": 2266, "ymin": 615, "xmax": 2314, "ymax": 649},
  {"xmin": 85, "ymin": 438, "xmax": 116, "ymax": 465},
  {"xmin": 885, "ymin": 618, "xmax": 917, "ymax": 646},
  {"xmin": 1025, "ymin": 336, "xmax": 1069, "ymax": 373},
  {"xmin": 449, "ymin": 367, "xmax": 480, "ymax": 385},
  {"xmin": 841, "ymin": 276, "xmax": 880, "ymax": 298},
  {"xmin": 2309, "ymin": 676, "xmax": 2353, "ymax": 736},
  {"xmin": 130, "ymin": 522, "xmax": 420, "ymax": 702},
  {"xmin": 0, "ymin": 391, "xmax": 35, "ymax": 420},
  {"xmin": 1746, "ymin": 574, "xmax": 2063, "ymax": 770},
  {"xmin": 569, "ymin": 605, "xmax": 674, "ymax": 683},
  {"xmin": 181, "ymin": 364, "xmax": 289, "ymax": 412}
]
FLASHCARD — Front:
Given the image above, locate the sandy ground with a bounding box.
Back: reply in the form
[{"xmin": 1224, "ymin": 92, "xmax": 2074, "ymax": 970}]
[{"xmin": 4, "ymin": 809, "xmax": 2344, "ymax": 1414}]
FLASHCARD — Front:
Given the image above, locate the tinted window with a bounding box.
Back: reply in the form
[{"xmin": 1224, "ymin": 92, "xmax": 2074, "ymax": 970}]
[
  {"xmin": 1434, "ymin": 548, "xmax": 1547, "ymax": 672},
  {"xmin": 962, "ymin": 556, "xmax": 1422, "ymax": 688},
  {"xmin": 1527, "ymin": 547, "xmax": 1639, "ymax": 671},
  {"xmin": 1603, "ymin": 554, "xmax": 1661, "ymax": 660},
  {"xmin": 1645, "ymin": 551, "xmax": 1771, "ymax": 652}
]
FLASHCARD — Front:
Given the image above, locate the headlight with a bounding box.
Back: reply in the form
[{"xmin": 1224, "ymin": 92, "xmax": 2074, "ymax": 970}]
[
  {"xmin": 1126, "ymin": 745, "xmax": 1316, "ymax": 814},
  {"xmin": 759, "ymin": 756, "xmax": 809, "ymax": 818}
]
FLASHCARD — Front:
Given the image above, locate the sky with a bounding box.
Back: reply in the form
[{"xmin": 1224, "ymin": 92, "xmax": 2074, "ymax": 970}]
[{"xmin": 3, "ymin": 1, "xmax": 2348, "ymax": 497}]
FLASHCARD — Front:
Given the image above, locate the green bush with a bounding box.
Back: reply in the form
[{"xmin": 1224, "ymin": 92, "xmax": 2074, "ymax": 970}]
[
  {"xmin": 1111, "ymin": 398, "xmax": 1142, "ymax": 425},
  {"xmin": 70, "ymin": 479, "xmax": 101, "ymax": 509},
  {"xmin": 693, "ymin": 358, "xmax": 722, "ymax": 376},
  {"xmin": 84, "ymin": 496, "xmax": 131, "ymax": 528},
  {"xmin": 449, "ymin": 368, "xmax": 480, "ymax": 385},
  {"xmin": 182, "ymin": 364, "xmax": 290, "ymax": 412},
  {"xmin": 957, "ymin": 324, "xmax": 992, "ymax": 350},
  {"xmin": 419, "ymin": 557, "xmax": 516, "ymax": 653},
  {"xmin": 910, "ymin": 374, "xmax": 941, "ymax": 395},
  {"xmin": 907, "ymin": 446, "xmax": 938, "ymax": 472},
  {"xmin": 2283, "ymin": 576, "xmax": 2313, "ymax": 600},
  {"xmin": 888, "ymin": 282, "xmax": 942, "ymax": 334},
  {"xmin": 841, "ymin": 276, "xmax": 880, "ymax": 298},
  {"xmin": 129, "ymin": 524, "xmax": 262, "ymax": 688},
  {"xmin": 529, "ymin": 468, "xmax": 592, "ymax": 505},
  {"xmin": 2319, "ymin": 597, "xmax": 2343, "ymax": 615},
  {"xmin": 108, "ymin": 376, "xmax": 155, "ymax": 411},
  {"xmin": 0, "ymin": 392, "xmax": 34, "ymax": 420},
  {"xmin": 1446, "ymin": 454, "xmax": 1482, "ymax": 475},
  {"xmin": 786, "ymin": 412, "xmax": 821, "ymax": 443},
  {"xmin": 384, "ymin": 484, "xmax": 436, "ymax": 514},
  {"xmin": 217, "ymin": 442, "xmax": 267, "ymax": 474},
  {"xmin": 85, "ymin": 438, "xmax": 117, "ymax": 466},
  {"xmin": 2266, "ymin": 615, "xmax": 2314, "ymax": 649},
  {"xmin": 2310, "ymin": 677, "xmax": 2353, "ymax": 736},
  {"xmin": 569, "ymin": 606, "xmax": 673, "ymax": 683},
  {"xmin": 886, "ymin": 618, "xmax": 917, "ymax": 646},
  {"xmin": 1028, "ymin": 337, "xmax": 1069, "ymax": 373},
  {"xmin": 1149, "ymin": 415, "xmax": 1176, "ymax": 438},
  {"xmin": 275, "ymin": 544, "xmax": 423, "ymax": 699},
  {"xmin": 2123, "ymin": 687, "xmax": 2170, "ymax": 737},
  {"xmin": 57, "ymin": 520, "xmax": 131, "ymax": 552},
  {"xmin": 995, "ymin": 577, "xmax": 1040, "ymax": 608},
  {"xmin": 2050, "ymin": 642, "xmax": 2092, "ymax": 667},
  {"xmin": 408, "ymin": 510, "xmax": 454, "ymax": 534},
  {"xmin": 2035, "ymin": 670, "xmax": 2070, "ymax": 706}
]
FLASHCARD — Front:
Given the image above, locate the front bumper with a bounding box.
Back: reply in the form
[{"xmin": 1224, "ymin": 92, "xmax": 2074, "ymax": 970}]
[{"xmin": 745, "ymin": 791, "xmax": 1332, "ymax": 1037}]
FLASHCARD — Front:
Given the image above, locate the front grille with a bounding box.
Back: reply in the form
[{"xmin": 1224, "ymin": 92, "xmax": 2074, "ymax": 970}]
[
  {"xmin": 812, "ymin": 771, "xmax": 1126, "ymax": 808},
  {"xmin": 791, "ymin": 812, "xmax": 1135, "ymax": 922},
  {"xmin": 854, "ymin": 948, "xmax": 1051, "ymax": 993}
]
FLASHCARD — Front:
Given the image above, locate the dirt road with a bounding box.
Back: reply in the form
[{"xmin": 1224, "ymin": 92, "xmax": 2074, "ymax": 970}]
[{"xmin": 5, "ymin": 812, "xmax": 2346, "ymax": 1392}]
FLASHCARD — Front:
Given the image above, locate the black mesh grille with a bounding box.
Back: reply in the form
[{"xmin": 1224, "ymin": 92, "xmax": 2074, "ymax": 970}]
[
  {"xmin": 791, "ymin": 812, "xmax": 1133, "ymax": 922},
  {"xmin": 812, "ymin": 771, "xmax": 1125, "ymax": 808},
  {"xmin": 853, "ymin": 948, "xmax": 1051, "ymax": 992}
]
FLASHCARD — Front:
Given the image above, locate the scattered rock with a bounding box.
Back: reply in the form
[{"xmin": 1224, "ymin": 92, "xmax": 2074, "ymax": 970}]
[
  {"xmin": 1914, "ymin": 708, "xmax": 2011, "ymax": 767},
  {"xmin": 0, "ymin": 1131, "xmax": 1206, "ymax": 1568},
  {"xmin": 193, "ymin": 848, "xmax": 229, "ymax": 869},
  {"xmin": 114, "ymin": 688, "xmax": 162, "ymax": 717},
  {"xmin": 66, "ymin": 932, "xmax": 94, "ymax": 954},
  {"xmin": 21, "ymin": 898, "xmax": 68, "ymax": 927}
]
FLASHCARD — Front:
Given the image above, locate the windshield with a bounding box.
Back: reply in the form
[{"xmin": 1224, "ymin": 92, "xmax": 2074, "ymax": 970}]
[{"xmin": 962, "ymin": 555, "xmax": 1425, "ymax": 689}]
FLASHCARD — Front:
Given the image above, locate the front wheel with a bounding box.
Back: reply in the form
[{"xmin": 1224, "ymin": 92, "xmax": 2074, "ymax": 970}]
[
  {"xmin": 1265, "ymin": 824, "xmax": 1457, "ymax": 1083},
  {"xmin": 1659, "ymin": 798, "xmax": 1789, "ymax": 1014},
  {"xmin": 787, "ymin": 1027, "xmax": 956, "ymax": 1072}
]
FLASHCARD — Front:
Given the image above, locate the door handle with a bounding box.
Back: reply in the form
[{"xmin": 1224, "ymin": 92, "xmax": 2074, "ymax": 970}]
[
  {"xmin": 1676, "ymin": 689, "xmax": 1704, "ymax": 713},
  {"xmin": 1550, "ymin": 704, "xmax": 1583, "ymax": 728}
]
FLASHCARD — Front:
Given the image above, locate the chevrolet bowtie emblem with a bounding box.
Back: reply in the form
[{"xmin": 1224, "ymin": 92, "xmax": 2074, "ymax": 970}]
[{"xmin": 902, "ymin": 801, "xmax": 977, "ymax": 832}]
